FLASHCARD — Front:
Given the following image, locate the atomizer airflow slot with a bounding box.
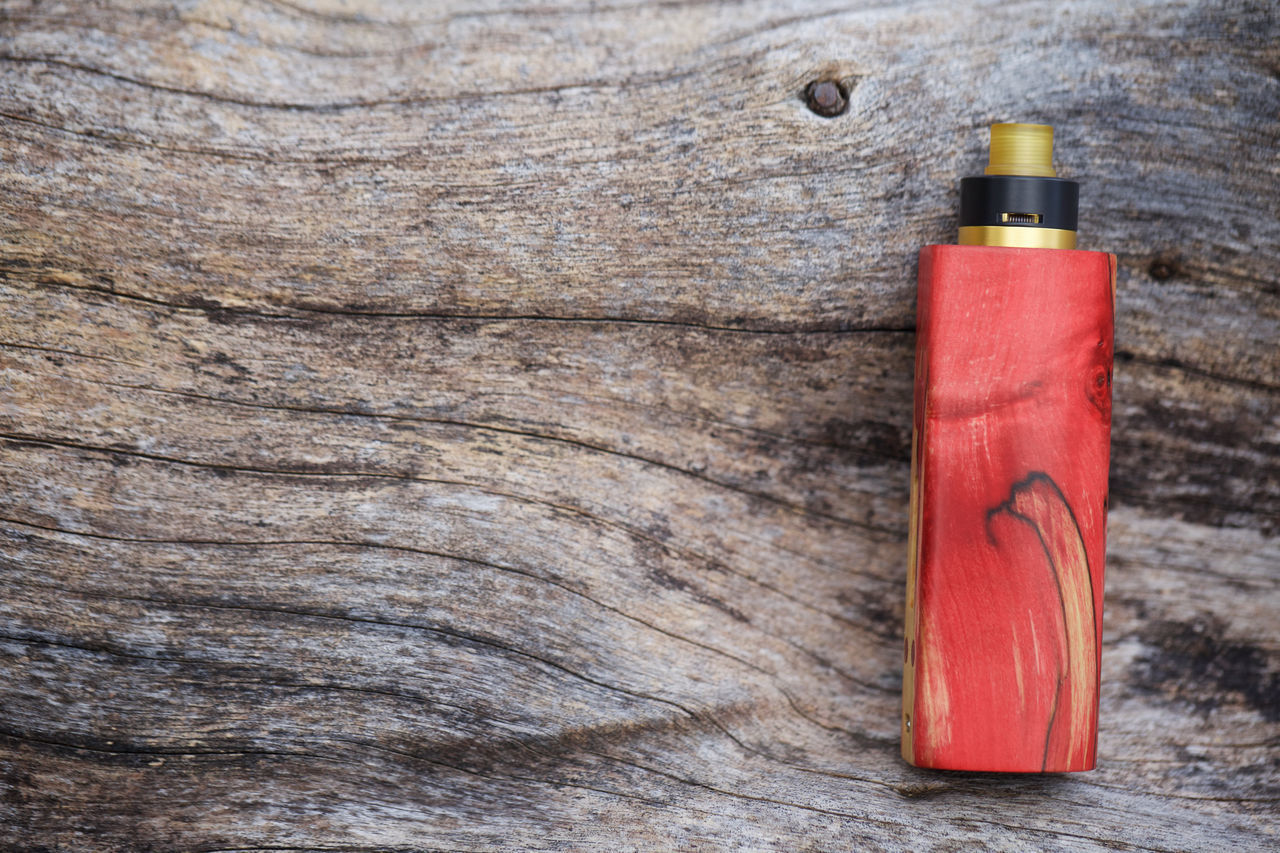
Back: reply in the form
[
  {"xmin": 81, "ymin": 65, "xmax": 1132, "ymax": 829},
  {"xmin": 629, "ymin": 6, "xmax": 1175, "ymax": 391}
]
[{"xmin": 1001, "ymin": 212, "xmax": 1043, "ymax": 224}]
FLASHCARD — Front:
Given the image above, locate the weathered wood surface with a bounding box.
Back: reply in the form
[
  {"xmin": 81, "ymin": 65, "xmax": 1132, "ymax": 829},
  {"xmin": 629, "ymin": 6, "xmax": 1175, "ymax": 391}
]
[{"xmin": 1, "ymin": 0, "xmax": 1277, "ymax": 849}]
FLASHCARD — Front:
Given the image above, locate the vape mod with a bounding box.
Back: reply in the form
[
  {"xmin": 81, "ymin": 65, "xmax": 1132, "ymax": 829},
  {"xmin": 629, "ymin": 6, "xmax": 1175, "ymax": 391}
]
[{"xmin": 901, "ymin": 124, "xmax": 1115, "ymax": 772}]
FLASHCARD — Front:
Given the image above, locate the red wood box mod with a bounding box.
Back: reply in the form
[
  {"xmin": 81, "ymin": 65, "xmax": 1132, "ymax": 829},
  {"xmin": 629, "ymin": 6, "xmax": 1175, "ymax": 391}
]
[{"xmin": 901, "ymin": 125, "xmax": 1116, "ymax": 772}]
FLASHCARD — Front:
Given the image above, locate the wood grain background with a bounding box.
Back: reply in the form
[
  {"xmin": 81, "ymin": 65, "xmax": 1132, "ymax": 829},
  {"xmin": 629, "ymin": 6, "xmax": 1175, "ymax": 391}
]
[{"xmin": 1, "ymin": 0, "xmax": 1277, "ymax": 849}]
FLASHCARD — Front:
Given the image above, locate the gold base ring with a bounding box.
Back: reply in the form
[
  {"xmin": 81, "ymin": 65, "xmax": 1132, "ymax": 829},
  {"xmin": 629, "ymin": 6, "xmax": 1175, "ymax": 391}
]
[{"xmin": 958, "ymin": 226, "xmax": 1077, "ymax": 250}]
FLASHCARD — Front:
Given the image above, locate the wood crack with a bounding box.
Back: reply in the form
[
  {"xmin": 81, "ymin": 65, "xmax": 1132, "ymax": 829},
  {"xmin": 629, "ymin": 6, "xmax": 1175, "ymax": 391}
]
[
  {"xmin": 0, "ymin": 339, "xmax": 148, "ymax": 367},
  {"xmin": 0, "ymin": 53, "xmax": 711, "ymax": 111},
  {"xmin": 1, "ymin": 570, "xmax": 778, "ymax": 688},
  {"xmin": 0, "ymin": 728, "xmax": 338, "ymax": 762},
  {"xmin": 0, "ymin": 507, "xmax": 878, "ymax": 654},
  {"xmin": 0, "ymin": 426, "xmax": 896, "ymax": 537},
  {"xmin": 0, "ymin": 109, "xmax": 395, "ymax": 165},
  {"xmin": 9, "ymin": 273, "xmax": 914, "ymax": 336},
  {"xmin": 578, "ymin": 748, "xmax": 910, "ymax": 825},
  {"xmin": 0, "ymin": 621, "xmax": 706, "ymax": 736},
  {"xmin": 1115, "ymin": 349, "xmax": 1280, "ymax": 395}
]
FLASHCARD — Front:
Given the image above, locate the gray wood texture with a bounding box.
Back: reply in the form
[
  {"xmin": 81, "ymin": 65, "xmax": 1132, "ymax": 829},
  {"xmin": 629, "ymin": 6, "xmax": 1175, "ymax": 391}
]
[{"xmin": 1, "ymin": 0, "xmax": 1277, "ymax": 849}]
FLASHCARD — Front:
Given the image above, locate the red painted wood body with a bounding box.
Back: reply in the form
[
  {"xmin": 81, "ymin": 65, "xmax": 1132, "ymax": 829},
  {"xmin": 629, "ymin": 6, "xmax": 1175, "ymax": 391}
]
[{"xmin": 902, "ymin": 244, "xmax": 1116, "ymax": 772}]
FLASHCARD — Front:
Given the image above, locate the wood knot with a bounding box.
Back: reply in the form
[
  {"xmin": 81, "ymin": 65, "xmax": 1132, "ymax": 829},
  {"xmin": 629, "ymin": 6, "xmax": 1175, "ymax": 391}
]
[
  {"xmin": 1148, "ymin": 257, "xmax": 1179, "ymax": 281},
  {"xmin": 804, "ymin": 79, "xmax": 848, "ymax": 117}
]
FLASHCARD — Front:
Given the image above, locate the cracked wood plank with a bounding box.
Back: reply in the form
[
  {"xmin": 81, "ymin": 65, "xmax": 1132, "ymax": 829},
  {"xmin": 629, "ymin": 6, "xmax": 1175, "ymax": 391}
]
[{"xmin": 1, "ymin": 0, "xmax": 1277, "ymax": 850}]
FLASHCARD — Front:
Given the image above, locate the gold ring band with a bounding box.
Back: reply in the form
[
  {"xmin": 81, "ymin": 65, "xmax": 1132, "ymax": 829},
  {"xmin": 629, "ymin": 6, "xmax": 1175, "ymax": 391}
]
[{"xmin": 958, "ymin": 226, "xmax": 1077, "ymax": 250}]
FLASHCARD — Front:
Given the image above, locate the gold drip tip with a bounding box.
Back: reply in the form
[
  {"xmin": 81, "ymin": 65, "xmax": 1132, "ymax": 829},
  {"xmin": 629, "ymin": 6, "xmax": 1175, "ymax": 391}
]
[{"xmin": 985, "ymin": 123, "xmax": 1056, "ymax": 178}]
